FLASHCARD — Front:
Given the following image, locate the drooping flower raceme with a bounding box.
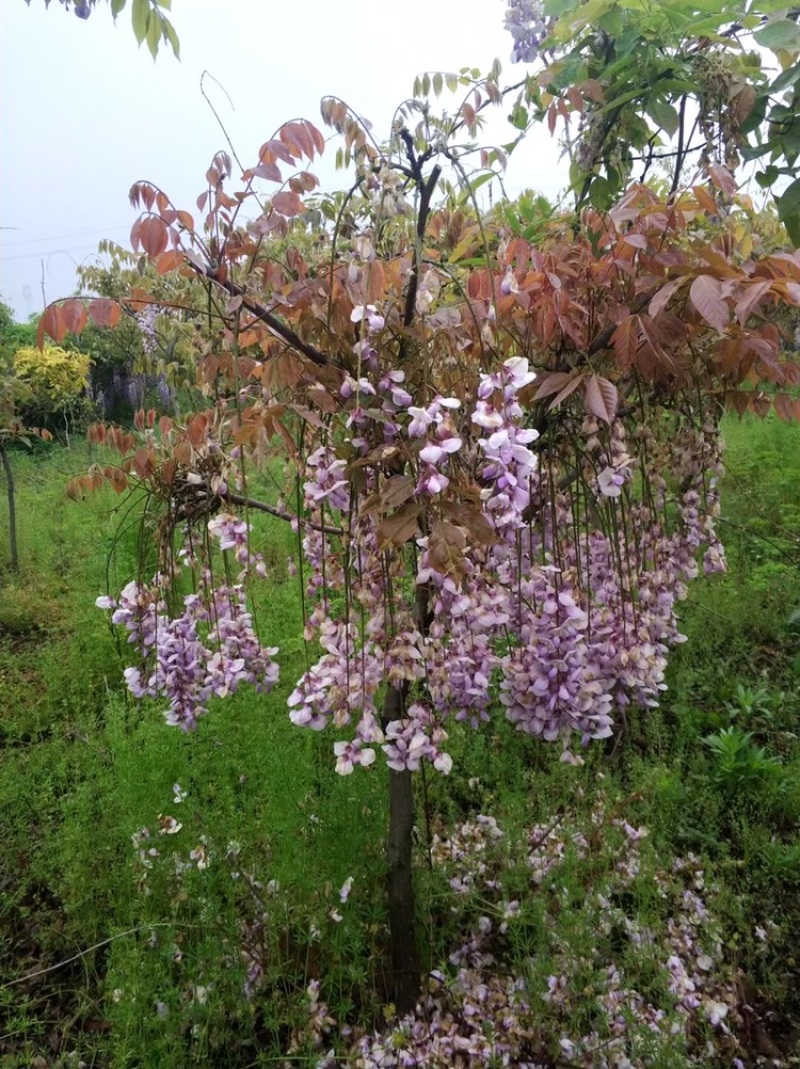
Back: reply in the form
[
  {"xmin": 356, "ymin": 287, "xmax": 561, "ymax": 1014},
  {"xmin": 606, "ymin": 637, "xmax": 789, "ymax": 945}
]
[
  {"xmin": 504, "ymin": 0, "xmax": 550, "ymax": 63},
  {"xmin": 97, "ymin": 518, "xmax": 278, "ymax": 730}
]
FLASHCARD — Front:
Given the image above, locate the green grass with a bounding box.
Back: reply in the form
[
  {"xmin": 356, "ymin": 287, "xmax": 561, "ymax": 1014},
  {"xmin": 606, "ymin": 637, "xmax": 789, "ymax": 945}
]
[{"xmin": 1, "ymin": 420, "xmax": 799, "ymax": 1066}]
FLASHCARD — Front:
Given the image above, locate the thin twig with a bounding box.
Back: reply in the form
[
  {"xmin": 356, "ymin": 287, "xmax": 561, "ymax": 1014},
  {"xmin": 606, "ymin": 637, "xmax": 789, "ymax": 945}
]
[{"xmin": 3, "ymin": 924, "xmax": 195, "ymax": 989}]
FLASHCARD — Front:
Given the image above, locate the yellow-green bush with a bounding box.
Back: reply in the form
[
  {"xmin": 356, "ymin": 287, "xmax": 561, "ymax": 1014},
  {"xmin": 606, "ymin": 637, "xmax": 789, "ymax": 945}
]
[{"xmin": 13, "ymin": 345, "xmax": 91, "ymax": 425}]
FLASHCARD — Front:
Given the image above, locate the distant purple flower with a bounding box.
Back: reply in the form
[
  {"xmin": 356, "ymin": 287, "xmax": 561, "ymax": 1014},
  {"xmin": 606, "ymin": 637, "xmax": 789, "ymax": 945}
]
[{"xmin": 504, "ymin": 0, "xmax": 549, "ymax": 63}]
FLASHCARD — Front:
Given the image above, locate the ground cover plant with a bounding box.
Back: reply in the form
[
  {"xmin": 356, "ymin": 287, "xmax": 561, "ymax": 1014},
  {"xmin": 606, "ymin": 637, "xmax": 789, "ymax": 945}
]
[{"xmin": 4, "ymin": 0, "xmax": 800, "ymax": 1064}]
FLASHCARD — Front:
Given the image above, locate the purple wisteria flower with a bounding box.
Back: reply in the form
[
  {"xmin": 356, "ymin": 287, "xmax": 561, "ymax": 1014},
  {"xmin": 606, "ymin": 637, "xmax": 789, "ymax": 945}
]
[
  {"xmin": 504, "ymin": 0, "xmax": 550, "ymax": 64},
  {"xmin": 97, "ymin": 518, "xmax": 279, "ymax": 730}
]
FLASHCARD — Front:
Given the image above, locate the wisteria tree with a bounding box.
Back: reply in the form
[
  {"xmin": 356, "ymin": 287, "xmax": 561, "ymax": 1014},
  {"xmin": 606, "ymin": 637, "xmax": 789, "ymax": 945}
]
[{"xmin": 41, "ymin": 0, "xmax": 800, "ymax": 1011}]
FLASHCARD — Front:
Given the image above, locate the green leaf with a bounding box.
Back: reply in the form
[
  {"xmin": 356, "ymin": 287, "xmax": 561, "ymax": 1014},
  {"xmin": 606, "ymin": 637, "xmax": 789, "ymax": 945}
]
[
  {"xmin": 596, "ymin": 86, "xmax": 646, "ymax": 115},
  {"xmin": 131, "ymin": 0, "xmax": 149, "ymax": 44},
  {"xmin": 146, "ymin": 11, "xmax": 160, "ymax": 57},
  {"xmin": 110, "ymin": 0, "xmax": 126, "ymax": 16},
  {"xmin": 567, "ymin": 0, "xmax": 612, "ymax": 32},
  {"xmin": 421, "ymin": 73, "xmax": 431, "ymax": 97},
  {"xmin": 588, "ymin": 175, "xmax": 612, "ymax": 210},
  {"xmin": 432, "ymin": 72, "xmax": 443, "ymax": 97},
  {"xmin": 597, "ymin": 4, "xmax": 624, "ymax": 36},
  {"xmin": 543, "ymin": 0, "xmax": 575, "ymax": 15},
  {"xmin": 739, "ymin": 93, "xmax": 768, "ymax": 137},
  {"xmin": 445, "ymin": 73, "xmax": 458, "ymax": 93},
  {"xmin": 155, "ymin": 0, "xmax": 171, "ymax": 8},
  {"xmin": 467, "ymin": 172, "xmax": 494, "ymax": 196},
  {"xmin": 646, "ymin": 99, "xmax": 680, "ymax": 137},
  {"xmin": 756, "ymin": 164, "xmax": 781, "ymax": 189},
  {"xmin": 769, "ymin": 63, "xmax": 800, "ymax": 94},
  {"xmin": 777, "ymin": 176, "xmax": 800, "ymax": 235},
  {"xmin": 754, "ymin": 18, "xmax": 800, "ymax": 50},
  {"xmin": 510, "ymin": 103, "xmax": 528, "ymax": 131},
  {"xmin": 740, "ymin": 138, "xmax": 776, "ymax": 163},
  {"xmin": 163, "ymin": 16, "xmax": 179, "ymax": 58}
]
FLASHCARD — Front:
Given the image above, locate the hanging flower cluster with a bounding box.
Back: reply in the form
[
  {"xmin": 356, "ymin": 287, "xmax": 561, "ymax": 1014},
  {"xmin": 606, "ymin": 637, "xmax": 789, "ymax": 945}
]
[
  {"xmin": 97, "ymin": 517, "xmax": 277, "ymax": 730},
  {"xmin": 504, "ymin": 0, "xmax": 551, "ymax": 63}
]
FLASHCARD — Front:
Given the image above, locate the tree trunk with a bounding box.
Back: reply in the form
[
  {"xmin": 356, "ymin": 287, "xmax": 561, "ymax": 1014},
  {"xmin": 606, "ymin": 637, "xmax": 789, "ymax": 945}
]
[
  {"xmin": 382, "ymin": 683, "xmax": 419, "ymax": 1014},
  {"xmin": 0, "ymin": 444, "xmax": 18, "ymax": 572}
]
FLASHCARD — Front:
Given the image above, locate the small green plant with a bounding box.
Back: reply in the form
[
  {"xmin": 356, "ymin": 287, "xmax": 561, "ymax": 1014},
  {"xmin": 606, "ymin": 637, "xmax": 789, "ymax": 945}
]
[
  {"xmin": 724, "ymin": 683, "xmax": 776, "ymax": 725},
  {"xmin": 704, "ymin": 726, "xmax": 783, "ymax": 794}
]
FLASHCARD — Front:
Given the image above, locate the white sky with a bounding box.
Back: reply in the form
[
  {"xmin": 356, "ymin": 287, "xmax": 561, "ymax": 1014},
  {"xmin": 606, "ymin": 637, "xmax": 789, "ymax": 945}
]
[{"xmin": 0, "ymin": 0, "xmax": 567, "ymax": 322}]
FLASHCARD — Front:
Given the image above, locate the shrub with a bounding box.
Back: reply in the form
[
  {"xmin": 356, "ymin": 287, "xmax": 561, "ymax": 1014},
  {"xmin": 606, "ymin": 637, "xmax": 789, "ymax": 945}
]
[{"xmin": 13, "ymin": 344, "xmax": 91, "ymax": 430}]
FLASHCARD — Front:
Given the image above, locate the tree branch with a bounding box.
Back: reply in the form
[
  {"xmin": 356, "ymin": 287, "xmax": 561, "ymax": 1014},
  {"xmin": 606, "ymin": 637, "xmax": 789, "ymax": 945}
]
[
  {"xmin": 223, "ymin": 490, "xmax": 343, "ymax": 535},
  {"xmin": 189, "ymin": 263, "xmax": 331, "ymax": 368},
  {"xmin": 402, "ymin": 164, "xmax": 442, "ymax": 331}
]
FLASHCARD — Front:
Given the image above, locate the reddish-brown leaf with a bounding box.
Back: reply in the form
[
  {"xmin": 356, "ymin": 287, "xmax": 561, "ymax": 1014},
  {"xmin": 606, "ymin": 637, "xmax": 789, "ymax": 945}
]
[
  {"xmin": 280, "ymin": 122, "xmax": 312, "ymax": 159},
  {"xmin": 271, "ymin": 191, "xmax": 304, "ymax": 217},
  {"xmin": 727, "ymin": 390, "xmax": 750, "ymax": 416},
  {"xmin": 38, "ymin": 303, "xmax": 66, "ymax": 346},
  {"xmin": 156, "ymin": 250, "xmax": 184, "ymax": 275},
  {"xmin": 693, "ymin": 185, "xmax": 719, "ymax": 215},
  {"xmin": 581, "ymin": 78, "xmax": 605, "ymax": 103},
  {"xmin": 649, "ymin": 278, "xmax": 683, "ymax": 319},
  {"xmin": 707, "ymin": 163, "xmax": 737, "ymax": 198},
  {"xmin": 59, "ymin": 299, "xmax": 87, "ymax": 336},
  {"xmin": 428, "ymin": 521, "xmax": 468, "ymax": 583},
  {"xmin": 88, "ymin": 298, "xmax": 121, "ymax": 329},
  {"xmin": 139, "ymin": 217, "xmax": 169, "ymax": 259},
  {"xmin": 133, "ymin": 448, "xmax": 156, "ymax": 479},
  {"xmin": 732, "ymin": 85, "xmax": 756, "ymax": 126},
  {"xmin": 734, "ymin": 280, "xmax": 772, "ymax": 326},
  {"xmin": 376, "ymin": 501, "xmax": 424, "ymax": 550},
  {"xmin": 533, "ymin": 371, "xmax": 580, "ymax": 402},
  {"xmin": 259, "ymin": 139, "xmax": 297, "ymax": 166},
  {"xmin": 291, "ymin": 171, "xmax": 319, "ymax": 193},
  {"xmin": 714, "ymin": 336, "xmax": 743, "ymax": 376},
  {"xmin": 186, "ymin": 413, "xmax": 208, "ymax": 448},
  {"xmin": 173, "ymin": 440, "xmax": 192, "ymax": 466},
  {"xmin": 248, "ymin": 161, "xmax": 282, "ymax": 182},
  {"xmin": 548, "ymin": 373, "xmax": 585, "ymax": 410},
  {"xmin": 160, "ymin": 459, "xmax": 175, "ymax": 488},
  {"xmin": 689, "ymin": 275, "xmax": 729, "ymax": 333},
  {"xmin": 442, "ymin": 502, "xmax": 498, "ymax": 546},
  {"xmin": 584, "ymin": 375, "xmax": 618, "ymax": 423},
  {"xmin": 610, "ymin": 317, "xmax": 639, "ymax": 369},
  {"xmin": 774, "ymin": 393, "xmax": 794, "ymax": 422},
  {"xmin": 380, "ymin": 474, "xmax": 416, "ymax": 510}
]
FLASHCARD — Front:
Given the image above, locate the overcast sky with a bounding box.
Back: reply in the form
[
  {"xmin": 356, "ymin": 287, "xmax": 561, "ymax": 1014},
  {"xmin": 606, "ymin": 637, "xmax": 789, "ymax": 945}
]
[{"xmin": 0, "ymin": 0, "xmax": 567, "ymax": 321}]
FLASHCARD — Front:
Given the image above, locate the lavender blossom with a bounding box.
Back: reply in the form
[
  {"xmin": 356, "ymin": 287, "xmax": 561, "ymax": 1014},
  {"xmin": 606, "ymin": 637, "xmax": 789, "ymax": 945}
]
[{"xmin": 504, "ymin": 0, "xmax": 550, "ymax": 64}]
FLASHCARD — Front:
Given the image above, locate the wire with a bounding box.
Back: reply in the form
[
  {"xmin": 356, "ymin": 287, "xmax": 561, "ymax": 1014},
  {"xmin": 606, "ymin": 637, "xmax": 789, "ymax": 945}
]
[
  {"xmin": 0, "ymin": 245, "xmax": 111, "ymax": 263},
  {"xmin": 0, "ymin": 224, "xmax": 132, "ymax": 249}
]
